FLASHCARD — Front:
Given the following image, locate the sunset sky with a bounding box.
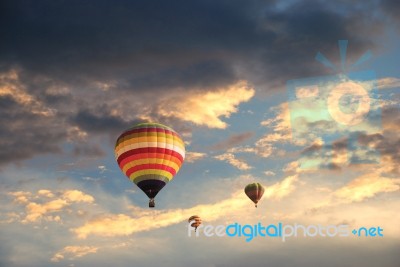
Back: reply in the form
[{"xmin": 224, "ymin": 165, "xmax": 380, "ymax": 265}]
[{"xmin": 0, "ymin": 1, "xmax": 399, "ymax": 266}]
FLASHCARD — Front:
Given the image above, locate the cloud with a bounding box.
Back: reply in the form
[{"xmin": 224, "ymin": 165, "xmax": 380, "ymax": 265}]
[
  {"xmin": 222, "ymin": 102, "xmax": 295, "ymax": 160},
  {"xmin": 71, "ymin": 109, "xmax": 141, "ymax": 136},
  {"xmin": 264, "ymin": 175, "xmax": 298, "ymax": 200},
  {"xmin": 62, "ymin": 190, "xmax": 95, "ymax": 203},
  {"xmin": 246, "ymin": 102, "xmax": 297, "ymax": 158},
  {"xmin": 72, "ymin": 175, "xmax": 297, "ymax": 239},
  {"xmin": 0, "ymin": 0, "xmax": 383, "ymax": 90},
  {"xmin": 72, "ymin": 144, "xmax": 105, "ymax": 158},
  {"xmin": 214, "ymin": 153, "xmax": 252, "ymax": 170},
  {"xmin": 378, "ymin": 77, "xmax": 400, "ymax": 89},
  {"xmin": 0, "ymin": 70, "xmax": 67, "ymax": 165},
  {"xmin": 51, "ymin": 246, "xmax": 99, "ymax": 262},
  {"xmin": 155, "ymin": 81, "xmax": 255, "ymax": 129},
  {"xmin": 303, "ymin": 161, "xmax": 400, "ymax": 219},
  {"xmin": 24, "ymin": 199, "xmax": 67, "ymax": 223},
  {"xmin": 0, "ymin": 70, "xmax": 55, "ymax": 117},
  {"xmin": 185, "ymin": 152, "xmax": 207, "ymax": 163},
  {"xmin": 334, "ymin": 174, "xmax": 400, "ymax": 203},
  {"xmin": 264, "ymin": 171, "xmax": 276, "ymax": 176},
  {"xmin": 257, "ymin": 76, "xmax": 399, "ymax": 171},
  {"xmin": 296, "ymin": 96, "xmax": 400, "ymax": 173},
  {"xmin": 225, "ymin": 103, "xmax": 293, "ymax": 159},
  {"xmin": 8, "ymin": 189, "xmax": 94, "ymax": 223},
  {"xmin": 37, "ymin": 190, "xmax": 55, "ymax": 198},
  {"xmin": 9, "ymin": 191, "xmax": 31, "ymax": 204},
  {"xmin": 381, "ymin": 0, "xmax": 400, "ymax": 21},
  {"xmin": 211, "ymin": 132, "xmax": 254, "ymax": 150}
]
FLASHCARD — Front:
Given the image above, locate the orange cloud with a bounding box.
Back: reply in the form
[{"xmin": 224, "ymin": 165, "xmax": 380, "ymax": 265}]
[
  {"xmin": 155, "ymin": 81, "xmax": 254, "ymax": 129},
  {"xmin": 334, "ymin": 174, "xmax": 400, "ymax": 203},
  {"xmin": 8, "ymin": 189, "xmax": 95, "ymax": 223},
  {"xmin": 25, "ymin": 199, "xmax": 68, "ymax": 223},
  {"xmin": 185, "ymin": 152, "xmax": 207, "ymax": 163},
  {"xmin": 264, "ymin": 175, "xmax": 298, "ymax": 200},
  {"xmin": 8, "ymin": 191, "xmax": 31, "ymax": 204},
  {"xmin": 62, "ymin": 190, "xmax": 95, "ymax": 203},
  {"xmin": 51, "ymin": 246, "xmax": 98, "ymax": 262}
]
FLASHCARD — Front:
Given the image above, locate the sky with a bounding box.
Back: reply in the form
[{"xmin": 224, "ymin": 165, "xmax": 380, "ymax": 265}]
[{"xmin": 0, "ymin": 0, "xmax": 399, "ymax": 266}]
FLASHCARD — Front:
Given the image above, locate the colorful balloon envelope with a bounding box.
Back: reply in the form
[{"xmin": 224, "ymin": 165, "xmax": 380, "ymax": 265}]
[
  {"xmin": 188, "ymin": 215, "xmax": 202, "ymax": 232},
  {"xmin": 244, "ymin": 182, "xmax": 265, "ymax": 208},
  {"xmin": 115, "ymin": 123, "xmax": 185, "ymax": 208}
]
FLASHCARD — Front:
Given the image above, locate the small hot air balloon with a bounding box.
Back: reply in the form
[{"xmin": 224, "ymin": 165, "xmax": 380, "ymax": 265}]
[
  {"xmin": 188, "ymin": 215, "xmax": 202, "ymax": 232},
  {"xmin": 244, "ymin": 183, "xmax": 265, "ymax": 208},
  {"xmin": 115, "ymin": 123, "xmax": 185, "ymax": 208}
]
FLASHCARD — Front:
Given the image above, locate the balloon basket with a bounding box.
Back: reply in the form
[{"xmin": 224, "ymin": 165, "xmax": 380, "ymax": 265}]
[{"xmin": 149, "ymin": 199, "xmax": 155, "ymax": 208}]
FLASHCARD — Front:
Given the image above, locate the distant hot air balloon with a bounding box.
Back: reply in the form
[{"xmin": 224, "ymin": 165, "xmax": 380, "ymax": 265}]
[
  {"xmin": 244, "ymin": 183, "xmax": 265, "ymax": 208},
  {"xmin": 188, "ymin": 215, "xmax": 202, "ymax": 232},
  {"xmin": 115, "ymin": 123, "xmax": 185, "ymax": 208}
]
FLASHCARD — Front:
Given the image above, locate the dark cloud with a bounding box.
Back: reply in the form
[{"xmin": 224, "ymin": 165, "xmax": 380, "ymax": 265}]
[
  {"xmin": 0, "ymin": 0, "xmax": 387, "ymax": 91},
  {"xmin": 72, "ymin": 144, "xmax": 105, "ymax": 158},
  {"xmin": 0, "ymin": 95, "xmax": 66, "ymax": 166},
  {"xmin": 382, "ymin": 0, "xmax": 400, "ymax": 21},
  {"xmin": 72, "ymin": 109, "xmax": 136, "ymax": 135},
  {"xmin": 211, "ymin": 132, "xmax": 255, "ymax": 151}
]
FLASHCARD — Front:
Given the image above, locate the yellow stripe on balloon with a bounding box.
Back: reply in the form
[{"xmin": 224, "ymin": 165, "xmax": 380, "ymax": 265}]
[
  {"xmin": 116, "ymin": 136, "xmax": 184, "ymax": 150},
  {"xmin": 115, "ymin": 133, "xmax": 185, "ymax": 149}
]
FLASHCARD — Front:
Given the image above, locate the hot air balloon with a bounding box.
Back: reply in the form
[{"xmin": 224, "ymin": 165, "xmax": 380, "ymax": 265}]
[
  {"xmin": 188, "ymin": 215, "xmax": 202, "ymax": 232},
  {"xmin": 115, "ymin": 123, "xmax": 185, "ymax": 208},
  {"xmin": 244, "ymin": 183, "xmax": 265, "ymax": 208}
]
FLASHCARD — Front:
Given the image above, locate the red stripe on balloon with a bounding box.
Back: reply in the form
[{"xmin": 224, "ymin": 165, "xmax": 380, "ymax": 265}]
[
  {"xmin": 117, "ymin": 148, "xmax": 184, "ymax": 165},
  {"xmin": 118, "ymin": 153, "xmax": 183, "ymax": 170}
]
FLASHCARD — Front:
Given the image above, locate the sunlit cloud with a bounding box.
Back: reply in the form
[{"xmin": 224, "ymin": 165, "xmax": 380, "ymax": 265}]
[
  {"xmin": 264, "ymin": 175, "xmax": 298, "ymax": 200},
  {"xmin": 334, "ymin": 174, "xmax": 400, "ymax": 203},
  {"xmin": 377, "ymin": 77, "xmax": 400, "ymax": 89},
  {"xmin": 37, "ymin": 189, "xmax": 55, "ymax": 198},
  {"xmin": 0, "ymin": 69, "xmax": 55, "ymax": 117},
  {"xmin": 51, "ymin": 246, "xmax": 99, "ymax": 262},
  {"xmin": 8, "ymin": 189, "xmax": 95, "ymax": 223},
  {"xmin": 9, "ymin": 191, "xmax": 31, "ymax": 204},
  {"xmin": 155, "ymin": 81, "xmax": 255, "ymax": 129},
  {"xmin": 263, "ymin": 171, "xmax": 276, "ymax": 176},
  {"xmin": 62, "ymin": 190, "xmax": 95, "ymax": 203},
  {"xmin": 251, "ymin": 102, "xmax": 299, "ymax": 158},
  {"xmin": 25, "ymin": 199, "xmax": 67, "ymax": 223},
  {"xmin": 214, "ymin": 153, "xmax": 252, "ymax": 170},
  {"xmin": 185, "ymin": 152, "xmax": 207, "ymax": 163}
]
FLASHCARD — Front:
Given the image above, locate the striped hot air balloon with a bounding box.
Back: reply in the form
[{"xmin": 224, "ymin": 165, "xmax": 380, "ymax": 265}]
[
  {"xmin": 188, "ymin": 215, "xmax": 202, "ymax": 232},
  {"xmin": 244, "ymin": 183, "xmax": 265, "ymax": 208},
  {"xmin": 115, "ymin": 123, "xmax": 185, "ymax": 208}
]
